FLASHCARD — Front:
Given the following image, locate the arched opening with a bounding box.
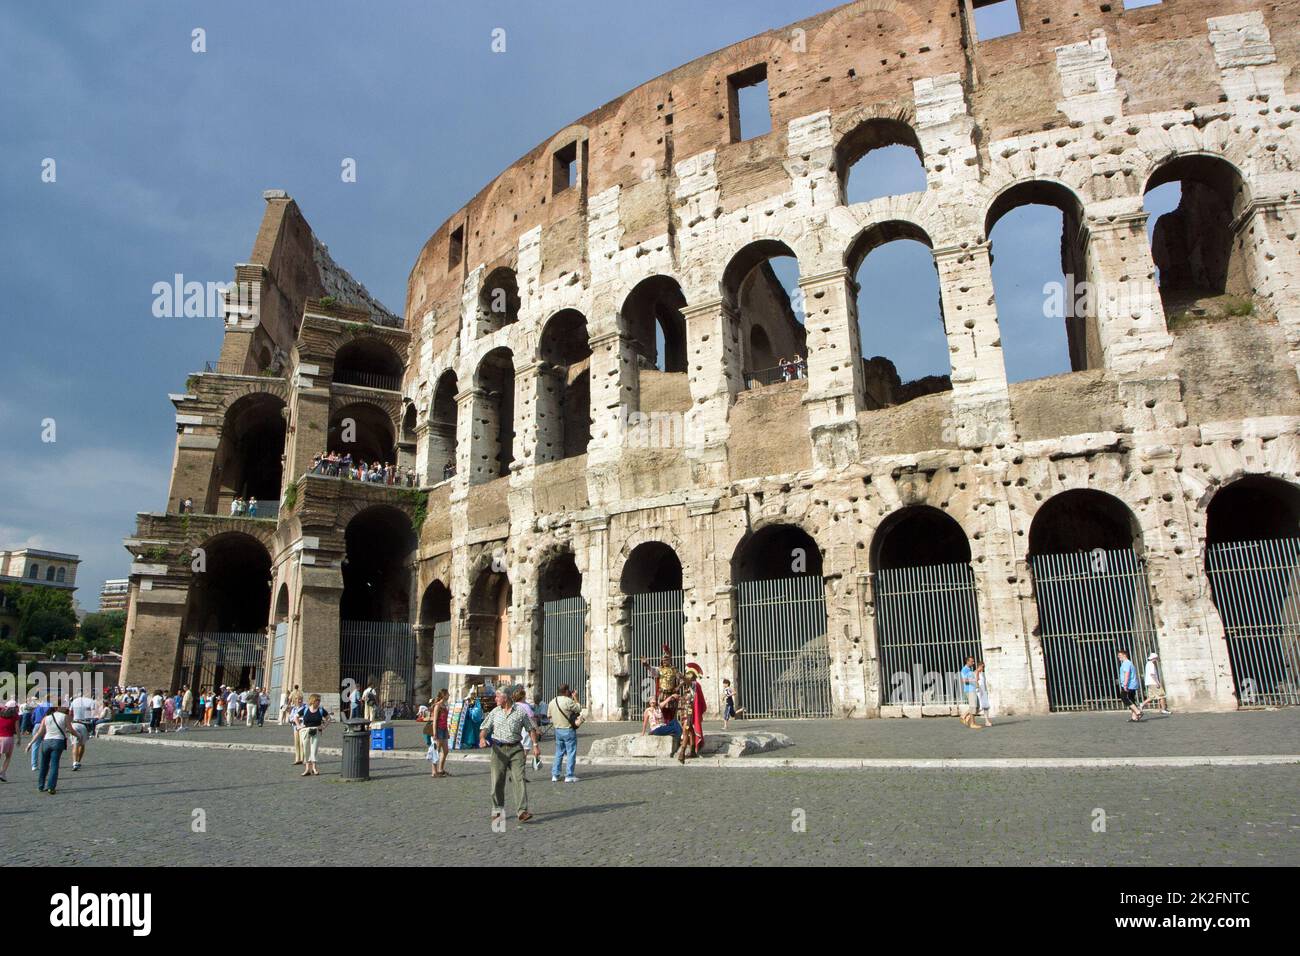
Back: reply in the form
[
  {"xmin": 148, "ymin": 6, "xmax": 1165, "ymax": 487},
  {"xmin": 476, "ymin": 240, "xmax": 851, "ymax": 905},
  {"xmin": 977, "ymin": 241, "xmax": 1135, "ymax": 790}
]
[
  {"xmin": 328, "ymin": 402, "xmax": 396, "ymax": 467},
  {"xmin": 1205, "ymin": 476, "xmax": 1300, "ymax": 707},
  {"xmin": 397, "ymin": 401, "xmax": 418, "ymax": 480},
  {"xmin": 428, "ymin": 370, "xmax": 459, "ymax": 483},
  {"xmin": 732, "ymin": 524, "xmax": 830, "ymax": 717},
  {"xmin": 848, "ymin": 221, "xmax": 951, "ymax": 410},
  {"xmin": 471, "ymin": 348, "xmax": 515, "ymax": 484},
  {"xmin": 206, "ymin": 393, "xmax": 286, "ymax": 516},
  {"xmin": 536, "ymin": 310, "xmax": 591, "ymax": 464},
  {"xmin": 1144, "ymin": 155, "xmax": 1251, "ymax": 314},
  {"xmin": 986, "ymin": 181, "xmax": 1093, "ymax": 383},
  {"xmin": 332, "ymin": 337, "xmax": 404, "ymax": 392},
  {"xmin": 538, "ymin": 551, "xmax": 587, "ymax": 703},
  {"xmin": 871, "ymin": 507, "xmax": 980, "ymax": 706},
  {"xmin": 622, "ymin": 276, "xmax": 688, "ymax": 373},
  {"xmin": 837, "ymin": 118, "xmax": 927, "ymax": 205},
  {"xmin": 723, "ymin": 240, "xmax": 806, "ymax": 389},
  {"xmin": 477, "ymin": 267, "xmax": 521, "ymax": 335},
  {"xmin": 274, "ymin": 584, "xmax": 289, "ymax": 623},
  {"xmin": 178, "ymin": 532, "xmax": 272, "ymax": 694},
  {"xmin": 417, "ymin": 580, "xmax": 453, "ymax": 703},
  {"xmin": 467, "ymin": 564, "xmax": 511, "ymax": 669},
  {"xmin": 340, "ymin": 506, "xmax": 417, "ymax": 707},
  {"xmin": 1028, "ymin": 490, "xmax": 1160, "ymax": 712},
  {"xmin": 621, "ymin": 542, "xmax": 685, "ymax": 718}
]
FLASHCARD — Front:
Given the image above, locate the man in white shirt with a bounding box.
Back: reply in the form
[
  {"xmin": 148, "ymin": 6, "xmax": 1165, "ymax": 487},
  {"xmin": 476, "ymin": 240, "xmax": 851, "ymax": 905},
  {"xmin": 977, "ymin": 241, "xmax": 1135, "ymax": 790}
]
[
  {"xmin": 226, "ymin": 689, "xmax": 240, "ymax": 725},
  {"xmin": 241, "ymin": 688, "xmax": 254, "ymax": 727},
  {"xmin": 69, "ymin": 693, "xmax": 98, "ymax": 768},
  {"xmin": 1140, "ymin": 652, "xmax": 1171, "ymax": 715}
]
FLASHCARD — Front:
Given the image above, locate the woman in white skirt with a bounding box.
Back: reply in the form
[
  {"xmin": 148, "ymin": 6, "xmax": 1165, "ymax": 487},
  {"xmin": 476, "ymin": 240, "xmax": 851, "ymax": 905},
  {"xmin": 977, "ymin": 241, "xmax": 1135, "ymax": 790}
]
[{"xmin": 975, "ymin": 661, "xmax": 993, "ymax": 728}]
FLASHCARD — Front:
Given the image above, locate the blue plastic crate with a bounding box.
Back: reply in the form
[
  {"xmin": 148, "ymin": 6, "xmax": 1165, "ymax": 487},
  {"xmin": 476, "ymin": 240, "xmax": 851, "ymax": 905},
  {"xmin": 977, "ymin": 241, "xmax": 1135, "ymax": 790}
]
[{"xmin": 370, "ymin": 727, "xmax": 394, "ymax": 750}]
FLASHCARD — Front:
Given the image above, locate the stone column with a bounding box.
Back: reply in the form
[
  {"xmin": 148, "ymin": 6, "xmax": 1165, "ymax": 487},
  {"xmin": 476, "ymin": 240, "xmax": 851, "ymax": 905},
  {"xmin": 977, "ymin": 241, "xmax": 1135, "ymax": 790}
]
[
  {"xmin": 682, "ymin": 298, "xmax": 743, "ymax": 485},
  {"xmin": 513, "ymin": 361, "xmax": 545, "ymax": 470},
  {"xmin": 1236, "ymin": 197, "xmax": 1300, "ymax": 382},
  {"xmin": 798, "ymin": 267, "xmax": 865, "ymax": 467},
  {"xmin": 453, "ymin": 386, "xmax": 478, "ymax": 490},
  {"xmin": 934, "ymin": 242, "xmax": 1012, "ymax": 447},
  {"xmin": 1083, "ymin": 211, "xmax": 1173, "ymax": 375},
  {"xmin": 120, "ymin": 585, "xmax": 187, "ymax": 691},
  {"xmin": 296, "ymin": 565, "xmax": 343, "ymax": 711}
]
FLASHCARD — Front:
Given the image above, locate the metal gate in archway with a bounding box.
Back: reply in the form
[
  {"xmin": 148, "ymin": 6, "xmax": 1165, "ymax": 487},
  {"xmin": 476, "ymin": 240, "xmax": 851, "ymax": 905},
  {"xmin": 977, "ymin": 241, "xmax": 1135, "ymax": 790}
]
[
  {"xmin": 628, "ymin": 589, "xmax": 685, "ymax": 717},
  {"xmin": 1206, "ymin": 537, "xmax": 1300, "ymax": 707},
  {"xmin": 178, "ymin": 632, "xmax": 268, "ymax": 701},
  {"xmin": 341, "ymin": 620, "xmax": 416, "ymax": 707},
  {"xmin": 541, "ymin": 596, "xmax": 588, "ymax": 704},
  {"xmin": 875, "ymin": 562, "xmax": 982, "ymax": 705},
  {"xmin": 735, "ymin": 575, "xmax": 831, "ymax": 718},
  {"xmin": 1030, "ymin": 549, "xmax": 1161, "ymax": 712}
]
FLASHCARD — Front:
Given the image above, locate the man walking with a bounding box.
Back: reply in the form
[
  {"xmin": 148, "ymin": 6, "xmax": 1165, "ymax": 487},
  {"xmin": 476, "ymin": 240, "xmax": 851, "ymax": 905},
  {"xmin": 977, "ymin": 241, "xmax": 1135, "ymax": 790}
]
[
  {"xmin": 1117, "ymin": 649, "xmax": 1142, "ymax": 721},
  {"xmin": 479, "ymin": 689, "xmax": 537, "ymax": 825},
  {"xmin": 1140, "ymin": 652, "xmax": 1171, "ymax": 715},
  {"xmin": 69, "ymin": 690, "xmax": 98, "ymax": 769},
  {"xmin": 548, "ymin": 684, "xmax": 582, "ymax": 783}
]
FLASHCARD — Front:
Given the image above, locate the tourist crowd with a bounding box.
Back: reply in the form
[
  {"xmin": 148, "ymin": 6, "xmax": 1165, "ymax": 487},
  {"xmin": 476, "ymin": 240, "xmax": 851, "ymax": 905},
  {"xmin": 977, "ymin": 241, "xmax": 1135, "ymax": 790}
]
[{"xmin": 310, "ymin": 452, "xmax": 417, "ymax": 486}]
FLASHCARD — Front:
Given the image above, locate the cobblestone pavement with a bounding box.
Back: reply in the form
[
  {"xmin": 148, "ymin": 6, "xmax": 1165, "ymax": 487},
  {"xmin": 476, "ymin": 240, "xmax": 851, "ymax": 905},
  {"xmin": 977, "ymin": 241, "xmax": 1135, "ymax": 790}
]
[
  {"xmin": 4, "ymin": 738, "xmax": 1297, "ymax": 866},
  {"xmin": 143, "ymin": 707, "xmax": 1300, "ymax": 760}
]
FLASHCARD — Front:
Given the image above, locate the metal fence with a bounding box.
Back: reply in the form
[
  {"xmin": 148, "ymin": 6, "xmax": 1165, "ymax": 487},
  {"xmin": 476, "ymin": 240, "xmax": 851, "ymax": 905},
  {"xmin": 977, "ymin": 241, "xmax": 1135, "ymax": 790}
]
[
  {"xmin": 875, "ymin": 562, "xmax": 983, "ymax": 705},
  {"xmin": 178, "ymin": 632, "xmax": 268, "ymax": 700},
  {"xmin": 628, "ymin": 590, "xmax": 686, "ymax": 717},
  {"xmin": 333, "ymin": 368, "xmax": 402, "ymax": 392},
  {"xmin": 1030, "ymin": 548, "xmax": 1161, "ymax": 712},
  {"xmin": 268, "ymin": 623, "xmax": 287, "ymax": 708},
  {"xmin": 541, "ymin": 596, "xmax": 588, "ymax": 704},
  {"xmin": 735, "ymin": 575, "xmax": 832, "ymax": 718},
  {"xmin": 430, "ymin": 620, "xmax": 452, "ymax": 699},
  {"xmin": 340, "ymin": 620, "xmax": 416, "ymax": 706},
  {"xmin": 1206, "ymin": 537, "xmax": 1300, "ymax": 708}
]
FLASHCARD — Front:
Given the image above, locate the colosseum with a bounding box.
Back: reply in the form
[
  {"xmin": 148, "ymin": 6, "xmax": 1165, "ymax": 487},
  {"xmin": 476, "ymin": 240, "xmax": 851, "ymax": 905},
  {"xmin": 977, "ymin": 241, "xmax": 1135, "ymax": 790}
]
[{"xmin": 120, "ymin": 0, "xmax": 1300, "ymax": 721}]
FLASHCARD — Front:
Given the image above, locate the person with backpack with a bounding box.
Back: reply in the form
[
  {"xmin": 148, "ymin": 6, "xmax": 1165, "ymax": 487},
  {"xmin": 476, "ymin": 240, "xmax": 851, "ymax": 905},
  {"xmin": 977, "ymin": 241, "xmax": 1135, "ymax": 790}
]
[
  {"xmin": 547, "ymin": 684, "xmax": 583, "ymax": 783},
  {"xmin": 26, "ymin": 701, "xmax": 83, "ymax": 795},
  {"xmin": 362, "ymin": 682, "xmax": 378, "ymax": 723}
]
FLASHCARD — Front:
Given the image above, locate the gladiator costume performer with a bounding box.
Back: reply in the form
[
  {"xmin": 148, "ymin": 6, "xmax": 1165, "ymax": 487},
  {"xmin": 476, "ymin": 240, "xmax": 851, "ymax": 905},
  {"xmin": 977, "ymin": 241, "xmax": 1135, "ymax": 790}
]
[{"xmin": 640, "ymin": 646, "xmax": 680, "ymax": 722}]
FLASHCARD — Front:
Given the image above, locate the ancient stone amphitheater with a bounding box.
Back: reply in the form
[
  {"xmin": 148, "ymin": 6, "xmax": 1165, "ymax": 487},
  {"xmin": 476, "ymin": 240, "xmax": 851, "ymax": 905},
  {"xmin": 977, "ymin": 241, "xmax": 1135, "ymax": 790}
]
[{"xmin": 121, "ymin": 0, "xmax": 1300, "ymax": 721}]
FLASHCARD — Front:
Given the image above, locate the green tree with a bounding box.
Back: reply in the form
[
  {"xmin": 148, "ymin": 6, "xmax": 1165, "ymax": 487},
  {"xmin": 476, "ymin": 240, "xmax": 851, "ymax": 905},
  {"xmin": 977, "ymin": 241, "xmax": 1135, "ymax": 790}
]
[
  {"xmin": 0, "ymin": 639, "xmax": 18, "ymax": 674},
  {"xmin": 80, "ymin": 611, "xmax": 126, "ymax": 651},
  {"xmin": 6, "ymin": 585, "xmax": 78, "ymax": 648}
]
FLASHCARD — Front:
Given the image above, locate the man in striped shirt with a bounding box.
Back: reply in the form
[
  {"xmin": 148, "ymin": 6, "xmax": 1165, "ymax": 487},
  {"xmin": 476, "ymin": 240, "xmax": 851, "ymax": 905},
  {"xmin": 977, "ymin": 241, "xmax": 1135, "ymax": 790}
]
[{"xmin": 479, "ymin": 688, "xmax": 538, "ymax": 823}]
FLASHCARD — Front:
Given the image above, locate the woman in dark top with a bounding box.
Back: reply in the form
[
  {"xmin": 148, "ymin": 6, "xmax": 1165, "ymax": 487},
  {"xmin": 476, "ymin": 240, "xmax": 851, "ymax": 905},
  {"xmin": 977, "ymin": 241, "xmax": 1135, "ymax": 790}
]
[{"xmin": 298, "ymin": 694, "xmax": 330, "ymax": 776}]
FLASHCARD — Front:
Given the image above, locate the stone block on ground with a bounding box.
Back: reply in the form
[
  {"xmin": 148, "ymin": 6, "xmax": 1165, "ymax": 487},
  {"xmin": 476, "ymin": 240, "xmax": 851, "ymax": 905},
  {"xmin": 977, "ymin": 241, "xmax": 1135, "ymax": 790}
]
[
  {"xmin": 100, "ymin": 722, "xmax": 142, "ymax": 735},
  {"xmin": 588, "ymin": 733, "xmax": 677, "ymax": 758},
  {"xmin": 587, "ymin": 731, "xmax": 794, "ymax": 758}
]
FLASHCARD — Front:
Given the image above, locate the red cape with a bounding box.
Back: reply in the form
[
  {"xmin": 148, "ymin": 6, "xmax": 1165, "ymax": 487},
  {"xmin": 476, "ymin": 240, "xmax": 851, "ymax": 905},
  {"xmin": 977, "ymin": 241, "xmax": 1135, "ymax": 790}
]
[{"xmin": 691, "ymin": 685, "xmax": 707, "ymax": 747}]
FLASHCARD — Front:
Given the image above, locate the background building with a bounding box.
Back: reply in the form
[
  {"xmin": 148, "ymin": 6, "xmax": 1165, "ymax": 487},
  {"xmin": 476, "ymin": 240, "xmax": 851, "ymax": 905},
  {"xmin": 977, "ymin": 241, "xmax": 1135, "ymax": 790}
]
[
  {"xmin": 99, "ymin": 579, "xmax": 130, "ymax": 613},
  {"xmin": 1, "ymin": 548, "xmax": 80, "ymax": 641}
]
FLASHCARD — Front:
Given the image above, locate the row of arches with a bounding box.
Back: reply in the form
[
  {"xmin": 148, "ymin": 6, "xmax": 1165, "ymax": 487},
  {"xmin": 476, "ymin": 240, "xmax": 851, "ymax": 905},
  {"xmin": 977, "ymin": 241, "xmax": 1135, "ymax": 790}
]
[{"xmin": 171, "ymin": 474, "xmax": 1300, "ymax": 714}]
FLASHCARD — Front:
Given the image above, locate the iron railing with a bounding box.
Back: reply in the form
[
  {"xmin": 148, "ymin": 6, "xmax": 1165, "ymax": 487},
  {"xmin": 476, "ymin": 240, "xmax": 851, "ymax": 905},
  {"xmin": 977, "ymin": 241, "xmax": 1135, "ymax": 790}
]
[
  {"xmin": 333, "ymin": 368, "xmax": 402, "ymax": 392},
  {"xmin": 875, "ymin": 562, "xmax": 983, "ymax": 705},
  {"xmin": 340, "ymin": 620, "xmax": 416, "ymax": 707},
  {"xmin": 541, "ymin": 596, "xmax": 588, "ymax": 705},
  {"xmin": 178, "ymin": 632, "xmax": 268, "ymax": 706},
  {"xmin": 735, "ymin": 575, "xmax": 832, "ymax": 718},
  {"xmin": 1029, "ymin": 548, "xmax": 1161, "ymax": 712},
  {"xmin": 1206, "ymin": 537, "xmax": 1300, "ymax": 708},
  {"xmin": 745, "ymin": 362, "xmax": 807, "ymax": 388},
  {"xmin": 628, "ymin": 589, "xmax": 686, "ymax": 717}
]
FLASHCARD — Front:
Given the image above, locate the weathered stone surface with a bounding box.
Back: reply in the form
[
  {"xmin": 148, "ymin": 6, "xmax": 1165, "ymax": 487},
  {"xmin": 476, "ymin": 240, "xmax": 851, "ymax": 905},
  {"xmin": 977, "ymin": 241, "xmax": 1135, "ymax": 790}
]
[
  {"xmin": 98, "ymin": 722, "xmax": 142, "ymax": 736},
  {"xmin": 588, "ymin": 731, "xmax": 793, "ymax": 759}
]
